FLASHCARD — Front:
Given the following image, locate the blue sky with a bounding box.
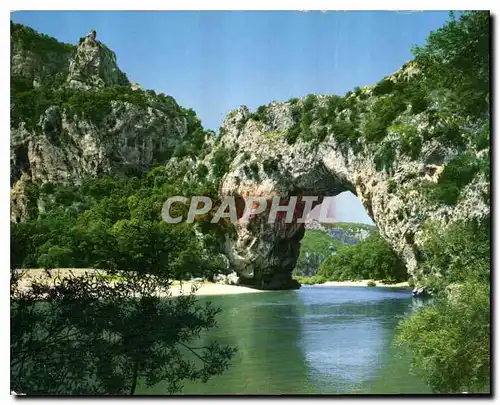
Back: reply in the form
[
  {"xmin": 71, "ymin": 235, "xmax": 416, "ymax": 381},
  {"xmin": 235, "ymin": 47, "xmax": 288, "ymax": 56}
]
[
  {"xmin": 12, "ymin": 10, "xmax": 451, "ymax": 131},
  {"xmin": 11, "ymin": 11, "xmax": 452, "ymax": 224}
]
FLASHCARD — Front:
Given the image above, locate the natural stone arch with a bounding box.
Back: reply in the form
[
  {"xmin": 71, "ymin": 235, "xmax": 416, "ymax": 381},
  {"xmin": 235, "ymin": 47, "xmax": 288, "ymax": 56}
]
[
  {"xmin": 217, "ymin": 124, "xmax": 386, "ymax": 290},
  {"xmin": 211, "ymin": 72, "xmax": 488, "ymax": 290}
]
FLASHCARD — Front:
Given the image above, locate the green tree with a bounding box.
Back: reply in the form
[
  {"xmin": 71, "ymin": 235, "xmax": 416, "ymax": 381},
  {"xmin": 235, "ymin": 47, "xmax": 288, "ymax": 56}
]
[
  {"xmin": 10, "ymin": 172, "xmax": 238, "ymax": 395},
  {"xmin": 317, "ymin": 232, "xmax": 407, "ymax": 283},
  {"xmin": 11, "ymin": 269, "xmax": 236, "ymax": 395},
  {"xmin": 10, "ymin": 216, "xmax": 236, "ymax": 394},
  {"xmin": 412, "ymin": 11, "xmax": 489, "ymax": 120},
  {"xmin": 395, "ymin": 218, "xmax": 490, "ymax": 393},
  {"xmin": 395, "ymin": 280, "xmax": 490, "ymax": 393}
]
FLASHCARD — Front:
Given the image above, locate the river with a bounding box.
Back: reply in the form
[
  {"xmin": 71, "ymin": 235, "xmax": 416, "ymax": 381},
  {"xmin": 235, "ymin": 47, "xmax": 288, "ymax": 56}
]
[{"xmin": 137, "ymin": 286, "xmax": 431, "ymax": 395}]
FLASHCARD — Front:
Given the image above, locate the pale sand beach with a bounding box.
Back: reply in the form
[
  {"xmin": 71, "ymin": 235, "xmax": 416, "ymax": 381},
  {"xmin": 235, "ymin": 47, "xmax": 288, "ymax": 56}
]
[
  {"xmin": 13, "ymin": 269, "xmax": 265, "ymax": 297},
  {"xmin": 13, "ymin": 270, "xmax": 409, "ymax": 297},
  {"xmin": 168, "ymin": 282, "xmax": 265, "ymax": 297}
]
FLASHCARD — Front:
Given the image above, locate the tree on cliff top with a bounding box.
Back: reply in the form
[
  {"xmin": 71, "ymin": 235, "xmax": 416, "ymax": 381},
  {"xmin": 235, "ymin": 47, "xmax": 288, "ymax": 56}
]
[{"xmin": 412, "ymin": 11, "xmax": 489, "ymax": 120}]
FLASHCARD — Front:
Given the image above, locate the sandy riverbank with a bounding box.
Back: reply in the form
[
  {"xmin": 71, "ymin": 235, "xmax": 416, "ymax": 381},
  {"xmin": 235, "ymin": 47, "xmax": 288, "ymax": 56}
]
[
  {"xmin": 13, "ymin": 270, "xmax": 409, "ymax": 297},
  {"xmin": 13, "ymin": 269, "xmax": 266, "ymax": 297},
  {"xmin": 168, "ymin": 282, "xmax": 265, "ymax": 297}
]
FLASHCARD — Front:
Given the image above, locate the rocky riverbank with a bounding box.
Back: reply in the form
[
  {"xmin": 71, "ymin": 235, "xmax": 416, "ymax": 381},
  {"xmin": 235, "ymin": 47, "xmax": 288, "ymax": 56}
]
[{"xmin": 300, "ymin": 279, "xmax": 410, "ymax": 288}]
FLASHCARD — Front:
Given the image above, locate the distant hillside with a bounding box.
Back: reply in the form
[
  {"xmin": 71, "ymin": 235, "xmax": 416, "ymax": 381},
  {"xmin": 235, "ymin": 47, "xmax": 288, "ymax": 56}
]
[{"xmin": 293, "ymin": 222, "xmax": 377, "ymax": 276}]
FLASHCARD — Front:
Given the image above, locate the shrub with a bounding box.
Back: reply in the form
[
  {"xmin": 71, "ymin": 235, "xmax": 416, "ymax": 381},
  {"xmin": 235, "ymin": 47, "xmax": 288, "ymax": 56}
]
[
  {"xmin": 211, "ymin": 146, "xmax": 236, "ymax": 181},
  {"xmin": 249, "ymin": 162, "xmax": 260, "ymax": 180},
  {"xmin": 372, "ymin": 78, "xmax": 395, "ymax": 96},
  {"xmin": 364, "ymin": 95, "xmax": 406, "ymax": 143},
  {"xmin": 285, "ymin": 124, "xmax": 301, "ymax": 145},
  {"xmin": 248, "ymin": 105, "xmax": 268, "ymax": 123},
  {"xmin": 423, "ymin": 153, "xmax": 480, "ymax": 206},
  {"xmin": 262, "ymin": 158, "xmax": 279, "ymax": 175},
  {"xmin": 195, "ymin": 164, "xmax": 209, "ymax": 178},
  {"xmin": 374, "ymin": 141, "xmax": 396, "ymax": 173},
  {"xmin": 302, "ymin": 94, "xmax": 317, "ymax": 112},
  {"xmin": 330, "ymin": 119, "xmax": 355, "ymax": 144},
  {"xmin": 395, "ymin": 280, "xmax": 490, "ymax": 393}
]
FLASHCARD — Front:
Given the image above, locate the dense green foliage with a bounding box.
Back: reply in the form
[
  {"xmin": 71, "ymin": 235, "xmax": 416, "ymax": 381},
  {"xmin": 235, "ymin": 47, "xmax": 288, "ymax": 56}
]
[
  {"xmin": 415, "ymin": 219, "xmax": 490, "ymax": 295},
  {"xmin": 317, "ymin": 232, "xmax": 407, "ymax": 283},
  {"xmin": 396, "ymin": 280, "xmax": 489, "ymax": 393},
  {"xmin": 394, "ymin": 12, "xmax": 490, "ymax": 394},
  {"xmin": 11, "ymin": 21, "xmax": 75, "ymax": 59},
  {"xmin": 11, "ymin": 165, "xmax": 237, "ymax": 394},
  {"xmin": 210, "ymin": 146, "xmax": 237, "ymax": 186},
  {"xmin": 11, "ymin": 270, "xmax": 236, "ymax": 394},
  {"xmin": 412, "ymin": 11, "xmax": 489, "ymax": 121},
  {"xmin": 12, "ymin": 166, "xmax": 229, "ymax": 280},
  {"xmin": 395, "ymin": 218, "xmax": 490, "ymax": 393},
  {"xmin": 293, "ymin": 230, "xmax": 340, "ymax": 277}
]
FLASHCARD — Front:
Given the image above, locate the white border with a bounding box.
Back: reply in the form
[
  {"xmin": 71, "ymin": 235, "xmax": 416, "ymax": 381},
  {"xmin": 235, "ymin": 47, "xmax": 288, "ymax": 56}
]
[
  {"xmin": 2, "ymin": 4, "xmax": 498, "ymax": 404},
  {"xmin": 4, "ymin": 2, "xmax": 497, "ymax": 11}
]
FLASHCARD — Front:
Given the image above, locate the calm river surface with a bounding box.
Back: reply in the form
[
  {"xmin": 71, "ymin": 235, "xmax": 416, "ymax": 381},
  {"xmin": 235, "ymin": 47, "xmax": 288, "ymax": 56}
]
[{"xmin": 137, "ymin": 286, "xmax": 431, "ymax": 395}]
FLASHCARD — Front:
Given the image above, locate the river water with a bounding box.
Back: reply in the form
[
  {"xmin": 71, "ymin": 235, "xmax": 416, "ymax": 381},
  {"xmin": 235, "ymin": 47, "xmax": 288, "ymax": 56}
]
[{"xmin": 137, "ymin": 286, "xmax": 431, "ymax": 395}]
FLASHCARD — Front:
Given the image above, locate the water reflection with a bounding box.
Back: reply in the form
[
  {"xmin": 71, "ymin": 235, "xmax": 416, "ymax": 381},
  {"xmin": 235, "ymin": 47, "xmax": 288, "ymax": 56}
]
[
  {"xmin": 140, "ymin": 291, "xmax": 310, "ymax": 394},
  {"xmin": 138, "ymin": 286, "xmax": 431, "ymax": 395},
  {"xmin": 296, "ymin": 286, "xmax": 430, "ymax": 393}
]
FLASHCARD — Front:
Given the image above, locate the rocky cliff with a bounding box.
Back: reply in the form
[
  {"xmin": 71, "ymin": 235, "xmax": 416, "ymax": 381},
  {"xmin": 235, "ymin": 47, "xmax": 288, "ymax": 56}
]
[
  {"xmin": 11, "ymin": 21, "xmax": 489, "ymax": 291},
  {"xmin": 203, "ymin": 63, "xmax": 489, "ymax": 289},
  {"xmin": 11, "ymin": 24, "xmax": 212, "ymax": 222}
]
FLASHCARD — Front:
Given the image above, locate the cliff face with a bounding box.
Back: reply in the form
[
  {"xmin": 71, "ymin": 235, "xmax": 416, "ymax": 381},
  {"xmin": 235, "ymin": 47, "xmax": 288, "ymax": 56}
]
[
  {"xmin": 11, "ymin": 24, "xmax": 212, "ymax": 222},
  {"xmin": 206, "ymin": 63, "xmax": 489, "ymax": 289},
  {"xmin": 11, "ymin": 22, "xmax": 489, "ymax": 291},
  {"xmin": 67, "ymin": 31, "xmax": 129, "ymax": 90},
  {"xmin": 10, "ymin": 23, "xmax": 75, "ymax": 89}
]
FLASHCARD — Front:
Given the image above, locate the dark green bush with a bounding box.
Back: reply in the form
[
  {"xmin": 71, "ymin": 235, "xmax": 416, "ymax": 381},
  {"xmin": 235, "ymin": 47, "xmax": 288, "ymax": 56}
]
[
  {"xmin": 302, "ymin": 94, "xmax": 317, "ymax": 111},
  {"xmin": 211, "ymin": 146, "xmax": 236, "ymax": 181},
  {"xmin": 249, "ymin": 162, "xmax": 260, "ymax": 180},
  {"xmin": 423, "ymin": 153, "xmax": 480, "ymax": 205},
  {"xmin": 248, "ymin": 105, "xmax": 268, "ymax": 123},
  {"xmin": 285, "ymin": 124, "xmax": 301, "ymax": 145},
  {"xmin": 262, "ymin": 158, "xmax": 279, "ymax": 175},
  {"xmin": 372, "ymin": 78, "xmax": 395, "ymax": 96},
  {"xmin": 364, "ymin": 95, "xmax": 406, "ymax": 143},
  {"xmin": 374, "ymin": 141, "xmax": 396, "ymax": 173}
]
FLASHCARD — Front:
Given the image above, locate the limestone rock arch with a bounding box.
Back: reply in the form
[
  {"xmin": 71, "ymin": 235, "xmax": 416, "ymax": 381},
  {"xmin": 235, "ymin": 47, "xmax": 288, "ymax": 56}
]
[{"xmin": 211, "ymin": 68, "xmax": 489, "ymax": 290}]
